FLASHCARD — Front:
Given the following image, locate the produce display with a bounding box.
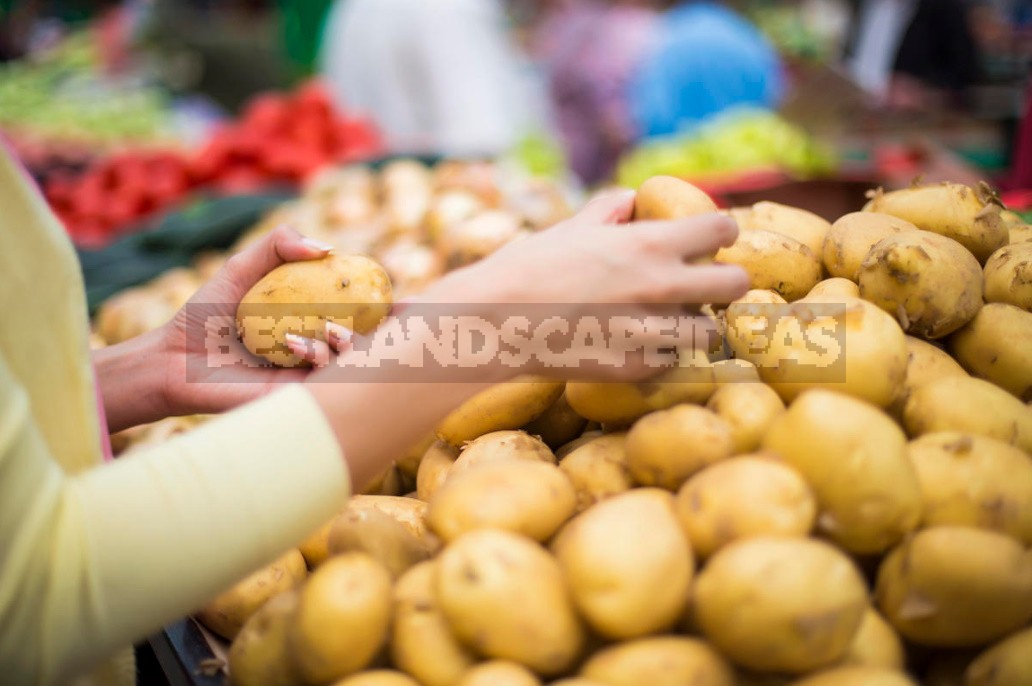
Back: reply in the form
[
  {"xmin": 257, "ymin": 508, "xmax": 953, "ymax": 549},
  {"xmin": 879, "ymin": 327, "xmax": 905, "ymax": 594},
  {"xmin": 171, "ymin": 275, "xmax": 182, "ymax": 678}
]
[{"xmin": 93, "ymin": 173, "xmax": 1032, "ymax": 686}]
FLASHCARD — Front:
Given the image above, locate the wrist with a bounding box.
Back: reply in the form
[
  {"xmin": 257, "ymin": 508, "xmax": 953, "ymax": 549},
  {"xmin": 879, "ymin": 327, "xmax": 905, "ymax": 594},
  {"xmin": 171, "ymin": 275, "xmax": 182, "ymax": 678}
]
[{"xmin": 93, "ymin": 325, "xmax": 173, "ymax": 432}]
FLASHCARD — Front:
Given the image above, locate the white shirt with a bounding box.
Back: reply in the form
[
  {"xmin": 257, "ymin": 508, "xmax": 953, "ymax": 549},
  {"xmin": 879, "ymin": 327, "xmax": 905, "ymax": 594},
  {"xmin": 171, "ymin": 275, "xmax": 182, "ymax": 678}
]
[
  {"xmin": 849, "ymin": 0, "xmax": 919, "ymax": 98},
  {"xmin": 319, "ymin": 0, "xmax": 536, "ymax": 157}
]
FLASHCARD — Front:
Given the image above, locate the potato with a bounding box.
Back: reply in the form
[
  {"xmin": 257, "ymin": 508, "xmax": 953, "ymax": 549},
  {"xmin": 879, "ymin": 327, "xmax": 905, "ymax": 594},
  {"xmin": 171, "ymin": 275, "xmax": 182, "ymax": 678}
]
[
  {"xmin": 789, "ymin": 667, "xmax": 916, "ymax": 686},
  {"xmin": 457, "ymin": 661, "xmax": 542, "ymax": 686},
  {"xmin": 196, "ymin": 549, "xmax": 307, "ymax": 640},
  {"xmin": 392, "ymin": 561, "xmax": 476, "ymax": 686},
  {"xmin": 806, "ymin": 278, "xmax": 860, "ymax": 301},
  {"xmin": 327, "ymin": 508, "xmax": 433, "ymax": 578},
  {"xmin": 555, "ymin": 430, "xmax": 604, "ymax": 460},
  {"xmin": 450, "ymin": 430, "xmax": 556, "ymax": 475},
  {"xmin": 762, "ymin": 390, "xmax": 920, "ymax": 553},
  {"xmin": 747, "ymin": 297, "xmax": 907, "ymax": 408},
  {"xmin": 363, "ymin": 463, "xmax": 405, "ymax": 496},
  {"xmin": 711, "ymin": 358, "xmax": 761, "ymax": 384},
  {"xmin": 888, "ymin": 336, "xmax": 968, "ymax": 418},
  {"xmin": 674, "ymin": 457, "xmax": 816, "ymax": 559},
  {"xmin": 863, "ymin": 183, "xmax": 1007, "ymax": 263},
  {"xmin": 903, "ymin": 376, "xmax": 1032, "ymax": 453},
  {"xmin": 290, "ymin": 553, "xmax": 393, "ymax": 683},
  {"xmin": 715, "ymin": 229, "xmax": 822, "ymax": 301},
  {"xmin": 299, "ymin": 518, "xmax": 336, "ymax": 569},
  {"xmin": 425, "ymin": 190, "xmax": 484, "ymax": 241},
  {"xmin": 228, "ymin": 589, "xmax": 301, "ymax": 686},
  {"xmin": 908, "ymin": 433, "xmax": 1032, "ymax": 543},
  {"xmin": 332, "ymin": 671, "xmax": 420, "ymax": 686},
  {"xmin": 437, "ymin": 530, "xmax": 584, "ymax": 675},
  {"xmin": 966, "ymin": 626, "xmax": 1032, "ymax": 686},
  {"xmin": 441, "ymin": 209, "xmax": 524, "ymax": 264},
  {"xmin": 580, "ymin": 636, "xmax": 734, "ymax": 686},
  {"xmin": 837, "ymin": 609, "xmax": 905, "ymax": 670},
  {"xmin": 437, "ymin": 378, "xmax": 564, "ymax": 445},
  {"xmin": 523, "ymin": 391, "xmax": 588, "ymax": 450},
  {"xmin": 428, "ymin": 460, "xmax": 576, "ymax": 542},
  {"xmin": 705, "ymin": 383, "xmax": 785, "ymax": 454},
  {"xmin": 733, "ymin": 201, "xmax": 831, "ymax": 257},
  {"xmin": 724, "ymin": 289, "xmax": 788, "ymax": 361},
  {"xmin": 552, "ymin": 489, "xmax": 692, "ymax": 639},
  {"xmin": 950, "ymin": 303, "xmax": 1032, "ymax": 400},
  {"xmin": 397, "ymin": 433, "xmax": 435, "ymax": 479},
  {"xmin": 237, "ymin": 253, "xmax": 392, "ymax": 366},
  {"xmin": 343, "ymin": 495, "xmax": 433, "ymax": 544},
  {"xmin": 983, "ymin": 242, "xmax": 1032, "ymax": 310},
  {"xmin": 876, "ymin": 526, "xmax": 1032, "ymax": 646},
  {"xmin": 558, "ymin": 433, "xmax": 633, "ymax": 512},
  {"xmin": 822, "ymin": 212, "xmax": 920, "ymax": 280},
  {"xmin": 625, "ymin": 405, "xmax": 734, "ymax": 490},
  {"xmin": 633, "ymin": 176, "xmax": 718, "ymax": 221},
  {"xmin": 416, "ymin": 440, "xmax": 459, "ymax": 501},
  {"xmin": 693, "ymin": 537, "xmax": 868, "ymax": 674},
  {"xmin": 1010, "ymin": 224, "xmax": 1032, "ymax": 244},
  {"xmin": 858, "ymin": 232, "xmax": 983, "ymax": 339}
]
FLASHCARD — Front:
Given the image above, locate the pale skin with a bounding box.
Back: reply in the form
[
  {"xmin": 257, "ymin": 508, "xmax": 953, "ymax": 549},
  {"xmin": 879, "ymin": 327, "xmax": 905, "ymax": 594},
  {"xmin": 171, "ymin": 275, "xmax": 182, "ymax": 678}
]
[{"xmin": 95, "ymin": 190, "xmax": 749, "ymax": 490}]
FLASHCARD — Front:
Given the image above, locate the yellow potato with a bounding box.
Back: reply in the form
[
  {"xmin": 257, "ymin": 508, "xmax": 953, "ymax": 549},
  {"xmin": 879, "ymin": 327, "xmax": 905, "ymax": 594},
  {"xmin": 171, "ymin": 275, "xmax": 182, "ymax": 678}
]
[
  {"xmin": 966, "ymin": 626, "xmax": 1032, "ymax": 686},
  {"xmin": 523, "ymin": 390, "xmax": 588, "ymax": 450},
  {"xmin": 633, "ymin": 176, "xmax": 718, "ymax": 221},
  {"xmin": 763, "ymin": 390, "xmax": 920, "ymax": 553},
  {"xmin": 674, "ymin": 456, "xmax": 816, "ymax": 559},
  {"xmin": 788, "ymin": 667, "xmax": 916, "ymax": 686},
  {"xmin": 196, "ymin": 549, "xmax": 307, "ymax": 640},
  {"xmin": 579, "ymin": 636, "xmax": 734, "ymax": 686},
  {"xmin": 625, "ymin": 405, "xmax": 734, "ymax": 490},
  {"xmin": 858, "ymin": 232, "xmax": 983, "ymax": 339},
  {"xmin": 228, "ymin": 589, "xmax": 301, "ymax": 686},
  {"xmin": 822, "ymin": 212, "xmax": 919, "ymax": 280},
  {"xmin": 436, "ymin": 530, "xmax": 584, "ymax": 675},
  {"xmin": 396, "ymin": 433, "xmax": 435, "ymax": 479},
  {"xmin": 863, "ymin": 183, "xmax": 1007, "ymax": 263},
  {"xmin": 428, "ymin": 460, "xmax": 576, "ymax": 542},
  {"xmin": 875, "ymin": 526, "xmax": 1032, "ymax": 647},
  {"xmin": 724, "ymin": 289, "xmax": 787, "ymax": 361},
  {"xmin": 558, "ymin": 433, "xmax": 632, "ymax": 512},
  {"xmin": 837, "ymin": 609, "xmax": 905, "ymax": 671},
  {"xmin": 237, "ymin": 253, "xmax": 392, "ymax": 366},
  {"xmin": 734, "ymin": 201, "xmax": 831, "ymax": 257},
  {"xmin": 327, "ymin": 508, "xmax": 433, "ymax": 578},
  {"xmin": 693, "ymin": 537, "xmax": 868, "ymax": 674},
  {"xmin": 983, "ymin": 242, "xmax": 1032, "ymax": 310},
  {"xmin": 903, "ymin": 376, "xmax": 1032, "ymax": 453},
  {"xmin": 715, "ymin": 229, "xmax": 822, "ymax": 301},
  {"xmin": 416, "ymin": 440, "xmax": 459, "ymax": 502},
  {"xmin": 950, "ymin": 303, "xmax": 1032, "ymax": 400},
  {"xmin": 436, "ymin": 378, "xmax": 564, "ymax": 446},
  {"xmin": 342, "ymin": 495, "xmax": 433, "ymax": 545},
  {"xmin": 552, "ymin": 489, "xmax": 693, "ymax": 639},
  {"xmin": 299, "ymin": 518, "xmax": 337, "ymax": 569},
  {"xmin": 331, "ymin": 671, "xmax": 420, "ymax": 686},
  {"xmin": 450, "ymin": 430, "xmax": 556, "ymax": 475},
  {"xmin": 887, "ymin": 336, "xmax": 968, "ymax": 418},
  {"xmin": 1010, "ymin": 224, "xmax": 1032, "ymax": 244},
  {"xmin": 806, "ymin": 278, "xmax": 860, "ymax": 301},
  {"xmin": 290, "ymin": 553, "xmax": 393, "ymax": 684},
  {"xmin": 705, "ymin": 383, "xmax": 785, "ymax": 454},
  {"xmin": 362, "ymin": 463, "xmax": 405, "ymax": 496},
  {"xmin": 555, "ymin": 430, "xmax": 604, "ymax": 460},
  {"xmin": 425, "ymin": 190, "xmax": 484, "ymax": 242},
  {"xmin": 392, "ymin": 561, "xmax": 476, "ymax": 686},
  {"xmin": 457, "ymin": 661, "xmax": 542, "ymax": 686},
  {"xmin": 711, "ymin": 358, "xmax": 761, "ymax": 384},
  {"xmin": 909, "ymin": 432, "xmax": 1032, "ymax": 543},
  {"xmin": 440, "ymin": 209, "xmax": 524, "ymax": 265}
]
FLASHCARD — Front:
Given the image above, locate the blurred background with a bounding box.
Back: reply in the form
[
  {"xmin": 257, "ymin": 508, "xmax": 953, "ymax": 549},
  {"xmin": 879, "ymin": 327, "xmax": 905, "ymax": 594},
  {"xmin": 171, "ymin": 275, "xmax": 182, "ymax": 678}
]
[{"xmin": 4, "ymin": 0, "xmax": 1032, "ymax": 252}]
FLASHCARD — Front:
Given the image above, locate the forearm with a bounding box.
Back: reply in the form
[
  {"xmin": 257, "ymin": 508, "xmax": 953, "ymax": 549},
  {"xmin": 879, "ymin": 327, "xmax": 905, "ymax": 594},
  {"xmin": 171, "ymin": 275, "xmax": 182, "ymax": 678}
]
[{"xmin": 92, "ymin": 326, "xmax": 172, "ymax": 433}]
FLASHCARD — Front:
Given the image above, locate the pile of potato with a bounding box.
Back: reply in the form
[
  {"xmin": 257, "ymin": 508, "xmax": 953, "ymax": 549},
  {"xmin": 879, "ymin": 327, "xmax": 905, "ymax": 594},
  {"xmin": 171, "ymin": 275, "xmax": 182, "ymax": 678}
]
[{"xmin": 187, "ymin": 177, "xmax": 1032, "ymax": 686}]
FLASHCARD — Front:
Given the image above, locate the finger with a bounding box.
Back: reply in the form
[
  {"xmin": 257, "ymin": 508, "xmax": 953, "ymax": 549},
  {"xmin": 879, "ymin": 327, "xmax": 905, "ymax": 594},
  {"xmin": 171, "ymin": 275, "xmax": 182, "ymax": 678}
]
[
  {"xmin": 672, "ymin": 264, "xmax": 752, "ymax": 306},
  {"xmin": 565, "ymin": 188, "xmax": 636, "ymax": 227},
  {"xmin": 635, "ymin": 214, "xmax": 740, "ymax": 259},
  {"xmin": 284, "ymin": 333, "xmax": 333, "ymax": 368},
  {"xmin": 325, "ymin": 321, "xmax": 355, "ymax": 352},
  {"xmin": 221, "ymin": 225, "xmax": 333, "ymax": 300}
]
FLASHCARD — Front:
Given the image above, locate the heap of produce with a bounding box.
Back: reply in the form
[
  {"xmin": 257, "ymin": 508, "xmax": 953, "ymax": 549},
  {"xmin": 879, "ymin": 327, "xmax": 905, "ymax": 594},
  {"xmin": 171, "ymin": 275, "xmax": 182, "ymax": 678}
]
[{"xmin": 98, "ymin": 171, "xmax": 1032, "ymax": 685}]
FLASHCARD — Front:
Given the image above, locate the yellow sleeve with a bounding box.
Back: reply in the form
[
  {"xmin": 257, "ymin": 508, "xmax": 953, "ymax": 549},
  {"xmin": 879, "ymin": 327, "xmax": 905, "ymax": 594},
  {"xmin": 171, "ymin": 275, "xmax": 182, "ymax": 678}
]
[{"xmin": 0, "ymin": 357, "xmax": 349, "ymax": 686}]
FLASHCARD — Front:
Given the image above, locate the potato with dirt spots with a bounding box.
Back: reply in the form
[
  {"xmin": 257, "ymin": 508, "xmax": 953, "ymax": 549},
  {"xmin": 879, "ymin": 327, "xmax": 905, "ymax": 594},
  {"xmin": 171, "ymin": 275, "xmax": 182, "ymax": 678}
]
[
  {"xmin": 908, "ymin": 432, "xmax": 1032, "ymax": 543},
  {"xmin": 983, "ymin": 242, "xmax": 1032, "ymax": 309},
  {"xmin": 436, "ymin": 530, "xmax": 584, "ymax": 675},
  {"xmin": 950, "ymin": 303, "xmax": 1032, "ymax": 401},
  {"xmin": 674, "ymin": 456, "xmax": 816, "ymax": 559},
  {"xmin": 762, "ymin": 390, "xmax": 921, "ymax": 554},
  {"xmin": 705, "ymin": 383, "xmax": 785, "ymax": 454},
  {"xmin": 857, "ymin": 232, "xmax": 983, "ymax": 339},
  {"xmin": 693, "ymin": 537, "xmax": 868, "ymax": 674},
  {"xmin": 228, "ymin": 589, "xmax": 301, "ymax": 686},
  {"xmin": 552, "ymin": 489, "xmax": 693, "ymax": 639},
  {"xmin": 875, "ymin": 526, "xmax": 1032, "ymax": 647},
  {"xmin": 732, "ymin": 201, "xmax": 831, "ymax": 257},
  {"xmin": 625, "ymin": 405, "xmax": 734, "ymax": 490},
  {"xmin": 822, "ymin": 212, "xmax": 919, "ymax": 280},
  {"xmin": 449, "ymin": 430, "xmax": 556, "ymax": 474},
  {"xmin": 633, "ymin": 176, "xmax": 718, "ymax": 221},
  {"xmin": 715, "ymin": 229, "xmax": 822, "ymax": 301},
  {"xmin": 237, "ymin": 253, "xmax": 392, "ymax": 366},
  {"xmin": 327, "ymin": 508, "xmax": 433, "ymax": 578},
  {"xmin": 416, "ymin": 440, "xmax": 459, "ymax": 501},
  {"xmin": 887, "ymin": 337, "xmax": 967, "ymax": 418},
  {"xmin": 436, "ymin": 378, "xmax": 564, "ymax": 445},
  {"xmin": 966, "ymin": 626, "xmax": 1032, "ymax": 686},
  {"xmin": 579, "ymin": 636, "xmax": 734, "ymax": 686},
  {"xmin": 806, "ymin": 278, "xmax": 860, "ymax": 301}
]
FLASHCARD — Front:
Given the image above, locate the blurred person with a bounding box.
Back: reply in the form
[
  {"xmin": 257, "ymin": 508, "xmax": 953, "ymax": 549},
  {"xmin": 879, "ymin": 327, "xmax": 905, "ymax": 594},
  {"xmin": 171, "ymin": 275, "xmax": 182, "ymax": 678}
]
[
  {"xmin": 629, "ymin": 0, "xmax": 784, "ymax": 139},
  {"xmin": 534, "ymin": 0, "xmax": 660, "ymax": 185},
  {"xmin": 318, "ymin": 0, "xmax": 538, "ymax": 157}
]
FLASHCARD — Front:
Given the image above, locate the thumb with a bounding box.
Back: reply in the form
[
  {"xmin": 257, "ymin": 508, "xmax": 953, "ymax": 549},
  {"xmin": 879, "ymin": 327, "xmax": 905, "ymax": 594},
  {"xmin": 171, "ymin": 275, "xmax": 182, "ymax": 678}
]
[{"xmin": 217, "ymin": 225, "xmax": 334, "ymax": 302}]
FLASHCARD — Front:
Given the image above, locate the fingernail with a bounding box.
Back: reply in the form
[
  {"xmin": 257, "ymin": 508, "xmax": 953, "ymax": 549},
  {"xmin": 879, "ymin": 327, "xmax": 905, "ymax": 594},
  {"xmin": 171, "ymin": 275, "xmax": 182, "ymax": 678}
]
[
  {"xmin": 284, "ymin": 333, "xmax": 311, "ymax": 354},
  {"xmin": 325, "ymin": 321, "xmax": 354, "ymax": 345},
  {"xmin": 301, "ymin": 236, "xmax": 334, "ymax": 253}
]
